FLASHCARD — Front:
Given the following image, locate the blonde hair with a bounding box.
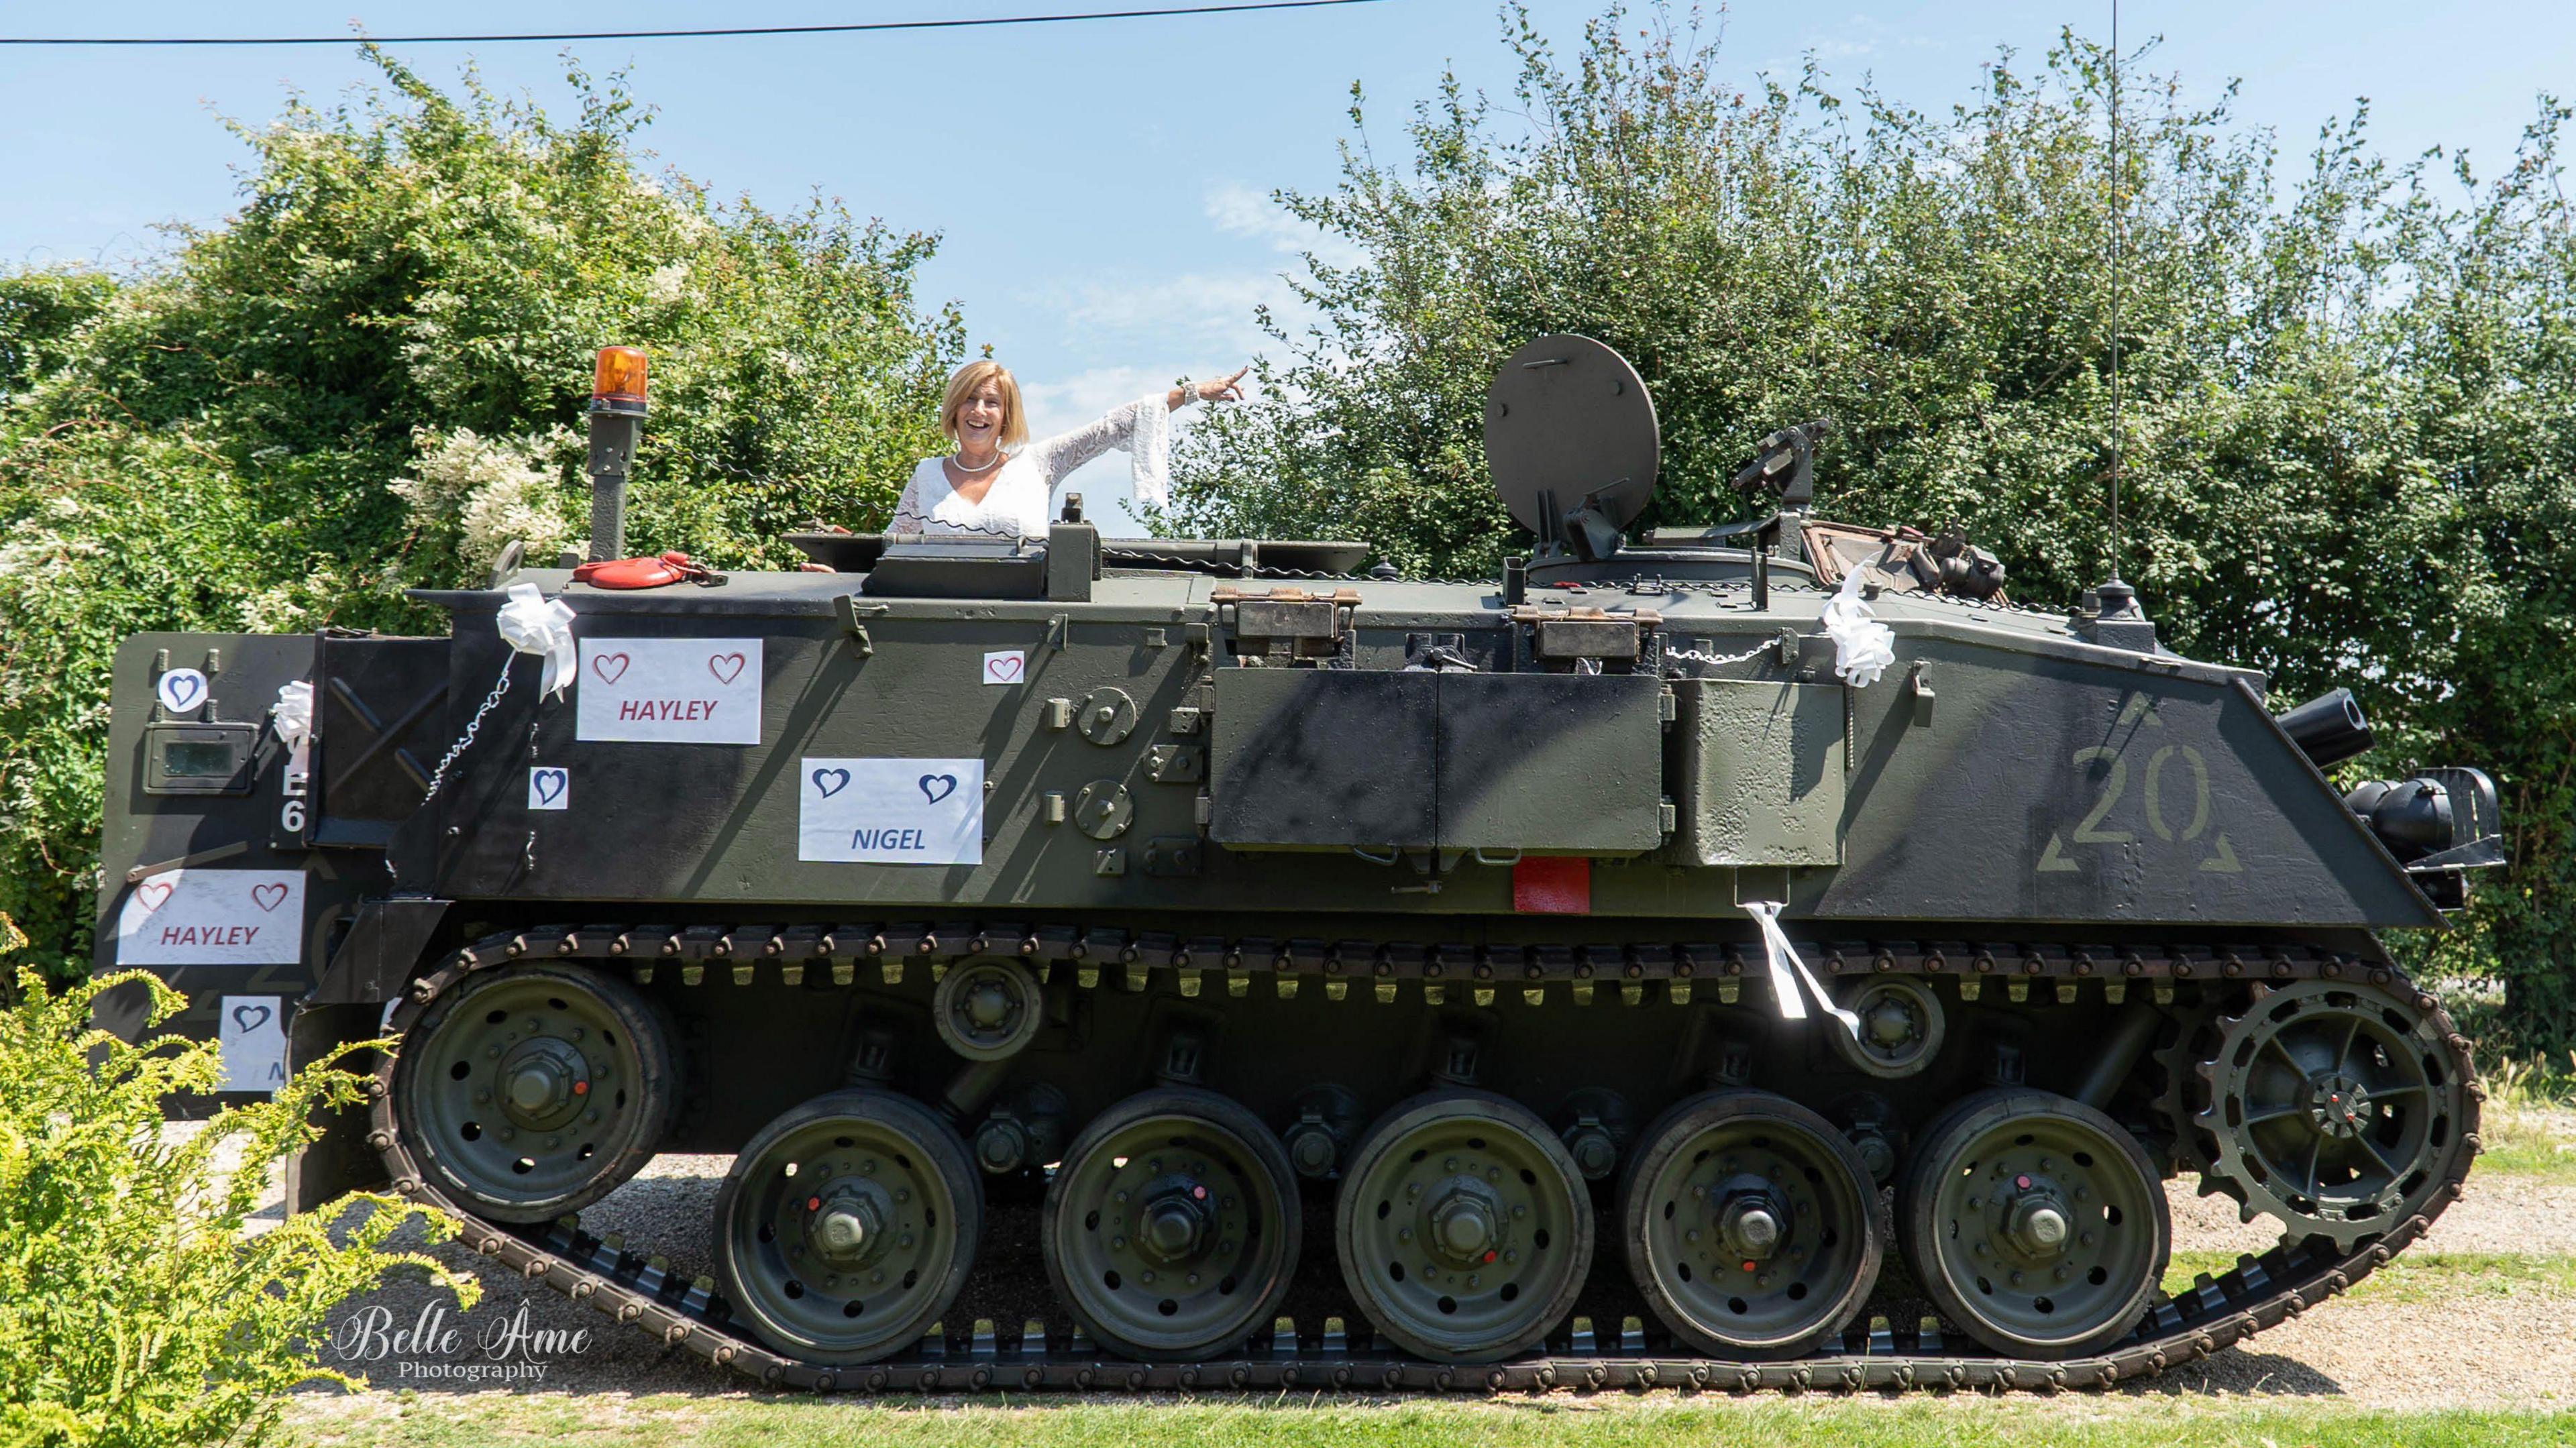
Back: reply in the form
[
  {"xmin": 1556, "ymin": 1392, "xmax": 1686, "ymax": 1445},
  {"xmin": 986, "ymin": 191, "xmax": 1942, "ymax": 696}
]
[{"xmin": 941, "ymin": 359, "xmax": 1029, "ymax": 451}]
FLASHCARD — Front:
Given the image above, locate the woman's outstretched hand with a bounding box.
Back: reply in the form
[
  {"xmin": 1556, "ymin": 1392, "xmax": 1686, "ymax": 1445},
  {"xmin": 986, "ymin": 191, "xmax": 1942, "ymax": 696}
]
[{"xmin": 1171, "ymin": 365, "xmax": 1251, "ymax": 410}]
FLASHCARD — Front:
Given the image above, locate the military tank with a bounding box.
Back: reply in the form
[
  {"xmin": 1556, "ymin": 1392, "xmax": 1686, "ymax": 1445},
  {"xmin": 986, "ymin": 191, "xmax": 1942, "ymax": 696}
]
[{"xmin": 99, "ymin": 336, "xmax": 2505, "ymax": 1392}]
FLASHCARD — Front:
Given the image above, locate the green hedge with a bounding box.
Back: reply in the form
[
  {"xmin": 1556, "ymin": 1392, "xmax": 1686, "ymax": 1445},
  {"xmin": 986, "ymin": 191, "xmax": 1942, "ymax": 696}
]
[
  {"xmin": 1168, "ymin": 14, "xmax": 2576, "ymax": 1048},
  {"xmin": 0, "ymin": 50, "xmax": 961, "ymax": 978}
]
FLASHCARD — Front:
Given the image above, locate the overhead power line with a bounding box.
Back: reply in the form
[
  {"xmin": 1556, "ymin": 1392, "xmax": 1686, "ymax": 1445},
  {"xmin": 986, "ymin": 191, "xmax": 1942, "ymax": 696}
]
[{"xmin": 0, "ymin": 0, "xmax": 1387, "ymax": 47}]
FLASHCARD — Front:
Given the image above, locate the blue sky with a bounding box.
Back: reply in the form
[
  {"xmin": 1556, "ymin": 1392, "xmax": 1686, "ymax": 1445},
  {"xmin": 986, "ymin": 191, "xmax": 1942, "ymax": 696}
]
[{"xmin": 5, "ymin": 1, "xmax": 2571, "ymax": 528}]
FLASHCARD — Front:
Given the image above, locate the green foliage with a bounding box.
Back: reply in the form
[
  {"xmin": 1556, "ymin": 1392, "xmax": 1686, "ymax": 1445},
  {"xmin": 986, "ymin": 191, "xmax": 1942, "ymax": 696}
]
[
  {"xmin": 0, "ymin": 943, "xmax": 480, "ymax": 1447},
  {"xmin": 0, "ymin": 49, "xmax": 962, "ymax": 977},
  {"xmin": 1171, "ymin": 5, "xmax": 2576, "ymax": 1046}
]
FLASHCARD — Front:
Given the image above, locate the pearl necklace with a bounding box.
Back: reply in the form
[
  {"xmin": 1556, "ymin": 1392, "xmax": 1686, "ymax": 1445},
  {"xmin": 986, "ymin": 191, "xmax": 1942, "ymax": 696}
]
[{"xmin": 950, "ymin": 449, "xmax": 1002, "ymax": 474}]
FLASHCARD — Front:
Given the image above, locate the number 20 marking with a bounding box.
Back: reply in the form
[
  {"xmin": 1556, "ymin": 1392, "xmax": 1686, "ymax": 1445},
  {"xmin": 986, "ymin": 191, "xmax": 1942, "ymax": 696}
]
[{"xmin": 2070, "ymin": 744, "xmax": 2212, "ymax": 843}]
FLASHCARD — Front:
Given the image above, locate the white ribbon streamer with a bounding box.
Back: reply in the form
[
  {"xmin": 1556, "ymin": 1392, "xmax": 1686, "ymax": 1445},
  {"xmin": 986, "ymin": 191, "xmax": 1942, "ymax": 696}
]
[
  {"xmin": 1741, "ymin": 901, "xmax": 1864, "ymax": 1041},
  {"xmin": 496, "ymin": 582, "xmax": 578, "ymax": 700},
  {"xmin": 1129, "ymin": 391, "xmax": 1174, "ymax": 512},
  {"xmin": 1819, "ymin": 563, "xmax": 1896, "ymax": 688}
]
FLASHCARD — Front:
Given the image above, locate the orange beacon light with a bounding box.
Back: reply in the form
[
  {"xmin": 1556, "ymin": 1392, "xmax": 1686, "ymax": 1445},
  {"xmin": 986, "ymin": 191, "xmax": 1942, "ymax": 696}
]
[{"xmin": 592, "ymin": 345, "xmax": 649, "ymax": 416}]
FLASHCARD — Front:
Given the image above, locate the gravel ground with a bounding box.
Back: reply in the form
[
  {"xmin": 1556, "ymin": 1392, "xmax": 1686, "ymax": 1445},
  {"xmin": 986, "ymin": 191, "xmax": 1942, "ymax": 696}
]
[{"xmin": 255, "ymin": 1140, "xmax": 2576, "ymax": 1414}]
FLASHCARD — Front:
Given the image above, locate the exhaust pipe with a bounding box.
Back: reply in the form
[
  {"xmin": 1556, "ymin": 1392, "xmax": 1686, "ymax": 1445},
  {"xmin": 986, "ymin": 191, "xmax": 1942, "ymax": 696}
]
[
  {"xmin": 2279, "ymin": 687, "xmax": 2373, "ymax": 768},
  {"xmin": 586, "ymin": 346, "xmax": 649, "ymax": 562}
]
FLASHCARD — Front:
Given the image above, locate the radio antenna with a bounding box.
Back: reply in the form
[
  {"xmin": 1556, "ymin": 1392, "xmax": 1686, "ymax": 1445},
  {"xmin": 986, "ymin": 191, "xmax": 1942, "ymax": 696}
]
[{"xmin": 2104, "ymin": 0, "xmax": 2125, "ymax": 587}]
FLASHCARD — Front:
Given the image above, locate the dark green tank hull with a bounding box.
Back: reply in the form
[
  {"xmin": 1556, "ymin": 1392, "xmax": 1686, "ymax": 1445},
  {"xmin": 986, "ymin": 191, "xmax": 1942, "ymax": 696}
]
[{"xmin": 95, "ymin": 525, "xmax": 2488, "ymax": 1388}]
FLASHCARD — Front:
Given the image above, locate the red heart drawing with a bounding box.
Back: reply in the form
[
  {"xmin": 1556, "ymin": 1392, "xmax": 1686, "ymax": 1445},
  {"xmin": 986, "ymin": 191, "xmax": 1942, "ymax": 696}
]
[
  {"xmin": 987, "ymin": 655, "xmax": 1024, "ymax": 682},
  {"xmin": 251, "ymin": 883, "xmax": 288, "ymax": 912},
  {"xmin": 708, "ymin": 653, "xmax": 747, "ymax": 685},
  {"xmin": 591, "ymin": 652, "xmax": 631, "ymax": 685},
  {"xmin": 136, "ymin": 880, "xmax": 174, "ymax": 913}
]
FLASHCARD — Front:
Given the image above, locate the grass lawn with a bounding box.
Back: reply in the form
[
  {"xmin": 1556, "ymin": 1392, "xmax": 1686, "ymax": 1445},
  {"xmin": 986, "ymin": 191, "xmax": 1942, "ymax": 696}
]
[
  {"xmin": 292, "ymin": 1396, "xmax": 2576, "ymax": 1448},
  {"xmin": 2162, "ymin": 1249, "xmax": 2576, "ymax": 1302}
]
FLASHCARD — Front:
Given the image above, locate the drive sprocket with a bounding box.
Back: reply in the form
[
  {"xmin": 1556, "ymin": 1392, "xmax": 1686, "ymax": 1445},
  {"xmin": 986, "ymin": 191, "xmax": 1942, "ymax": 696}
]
[{"xmin": 2193, "ymin": 978, "xmax": 2476, "ymax": 1249}]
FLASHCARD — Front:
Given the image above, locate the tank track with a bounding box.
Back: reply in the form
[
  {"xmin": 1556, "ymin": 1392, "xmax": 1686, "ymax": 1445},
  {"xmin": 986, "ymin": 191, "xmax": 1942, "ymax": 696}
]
[{"xmin": 365, "ymin": 922, "xmax": 2482, "ymax": 1394}]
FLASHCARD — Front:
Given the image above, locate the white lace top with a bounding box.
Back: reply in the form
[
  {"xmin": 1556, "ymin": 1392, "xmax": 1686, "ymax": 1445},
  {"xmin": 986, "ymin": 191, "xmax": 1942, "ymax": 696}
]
[{"xmin": 891, "ymin": 393, "xmax": 1187, "ymax": 538}]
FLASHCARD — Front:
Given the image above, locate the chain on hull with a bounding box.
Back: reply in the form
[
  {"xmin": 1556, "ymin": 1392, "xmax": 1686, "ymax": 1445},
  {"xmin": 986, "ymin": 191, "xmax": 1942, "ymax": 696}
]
[{"xmin": 364, "ymin": 922, "xmax": 2481, "ymax": 1394}]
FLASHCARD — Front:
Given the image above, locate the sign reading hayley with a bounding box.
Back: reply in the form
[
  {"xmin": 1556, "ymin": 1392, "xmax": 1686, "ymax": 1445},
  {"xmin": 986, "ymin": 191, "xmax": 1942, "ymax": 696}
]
[
  {"xmin": 576, "ymin": 638, "xmax": 763, "ymax": 744},
  {"xmin": 115, "ymin": 869, "xmax": 306, "ymax": 966},
  {"xmin": 799, "ymin": 758, "xmax": 985, "ymax": 865}
]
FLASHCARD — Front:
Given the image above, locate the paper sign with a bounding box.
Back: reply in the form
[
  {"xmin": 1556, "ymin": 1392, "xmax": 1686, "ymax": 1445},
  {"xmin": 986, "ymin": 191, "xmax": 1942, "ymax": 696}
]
[
  {"xmin": 981, "ymin": 650, "xmax": 1027, "ymax": 685},
  {"xmin": 576, "ymin": 638, "xmax": 763, "ymax": 744},
  {"xmin": 156, "ymin": 668, "xmax": 208, "ymax": 714},
  {"xmin": 529, "ymin": 767, "xmax": 570, "ymax": 810},
  {"xmin": 799, "ymin": 757, "xmax": 985, "ymax": 865},
  {"xmin": 217, "ymin": 995, "xmax": 288, "ymax": 1094},
  {"xmin": 115, "ymin": 869, "xmax": 305, "ymax": 966}
]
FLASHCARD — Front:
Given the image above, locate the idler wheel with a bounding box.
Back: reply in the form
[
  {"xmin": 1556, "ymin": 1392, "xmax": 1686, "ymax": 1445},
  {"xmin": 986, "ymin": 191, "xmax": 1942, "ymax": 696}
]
[
  {"xmin": 1336, "ymin": 1089, "xmax": 1592, "ymax": 1362},
  {"xmin": 1041, "ymin": 1087, "xmax": 1300, "ymax": 1360},
  {"xmin": 932, "ymin": 959, "xmax": 1044, "ymax": 1061},
  {"xmin": 1828, "ymin": 976, "xmax": 1945, "ymax": 1078},
  {"xmin": 1618, "ymin": 1091, "xmax": 1882, "ymax": 1358},
  {"xmin": 393, "ymin": 963, "xmax": 676, "ymax": 1222},
  {"xmin": 713, "ymin": 1090, "xmax": 981, "ymax": 1366},
  {"xmin": 2194, "ymin": 979, "xmax": 2471, "ymax": 1248},
  {"xmin": 1900, "ymin": 1089, "xmax": 2169, "ymax": 1359}
]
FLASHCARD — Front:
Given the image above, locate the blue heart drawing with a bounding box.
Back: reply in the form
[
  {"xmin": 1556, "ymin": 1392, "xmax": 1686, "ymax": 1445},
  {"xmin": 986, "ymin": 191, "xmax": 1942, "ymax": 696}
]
[
  {"xmin": 231, "ymin": 1003, "xmax": 272, "ymax": 1034},
  {"xmin": 163, "ymin": 673, "xmax": 202, "ymax": 708},
  {"xmin": 812, "ymin": 767, "xmax": 851, "ymax": 798},
  {"xmin": 918, "ymin": 773, "xmax": 957, "ymax": 805},
  {"xmin": 532, "ymin": 769, "xmax": 567, "ymax": 804}
]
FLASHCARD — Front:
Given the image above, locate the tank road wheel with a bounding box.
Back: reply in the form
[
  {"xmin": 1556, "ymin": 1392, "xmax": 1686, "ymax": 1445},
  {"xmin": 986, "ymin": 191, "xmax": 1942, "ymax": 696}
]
[
  {"xmin": 1336, "ymin": 1090, "xmax": 1593, "ymax": 1363},
  {"xmin": 1900, "ymin": 1089, "xmax": 2170, "ymax": 1359},
  {"xmin": 1041, "ymin": 1088, "xmax": 1301, "ymax": 1360},
  {"xmin": 932, "ymin": 959, "xmax": 1044, "ymax": 1061},
  {"xmin": 713, "ymin": 1091, "xmax": 981, "ymax": 1366},
  {"xmin": 1618, "ymin": 1091, "xmax": 1883, "ymax": 1359},
  {"xmin": 2196, "ymin": 979, "xmax": 2472, "ymax": 1248},
  {"xmin": 1829, "ymin": 976, "xmax": 1945, "ymax": 1078},
  {"xmin": 392, "ymin": 963, "xmax": 676, "ymax": 1222}
]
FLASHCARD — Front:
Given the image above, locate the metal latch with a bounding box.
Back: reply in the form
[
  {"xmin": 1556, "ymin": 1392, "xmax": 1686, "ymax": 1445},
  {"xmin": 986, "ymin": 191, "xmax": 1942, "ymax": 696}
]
[
  {"xmin": 835, "ymin": 596, "xmax": 888, "ymax": 659},
  {"xmin": 1212, "ymin": 585, "xmax": 1360, "ymax": 663},
  {"xmin": 1145, "ymin": 744, "xmax": 1205, "ymax": 783},
  {"xmin": 1510, "ymin": 604, "xmax": 1662, "ymax": 666}
]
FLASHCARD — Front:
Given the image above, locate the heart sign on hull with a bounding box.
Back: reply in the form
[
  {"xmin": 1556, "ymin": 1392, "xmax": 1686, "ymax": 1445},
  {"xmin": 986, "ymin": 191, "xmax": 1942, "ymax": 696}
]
[
  {"xmin": 576, "ymin": 638, "xmax": 763, "ymax": 743},
  {"xmin": 217, "ymin": 994, "xmax": 288, "ymax": 1095},
  {"xmin": 798, "ymin": 757, "xmax": 985, "ymax": 865},
  {"xmin": 116, "ymin": 869, "xmax": 307, "ymax": 966}
]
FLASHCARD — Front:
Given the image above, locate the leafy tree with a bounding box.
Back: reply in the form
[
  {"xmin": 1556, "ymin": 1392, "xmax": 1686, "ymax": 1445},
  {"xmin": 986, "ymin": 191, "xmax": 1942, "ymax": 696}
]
[
  {"xmin": 0, "ymin": 49, "xmax": 963, "ymax": 977},
  {"xmin": 1170, "ymin": 5, "xmax": 2576, "ymax": 1045}
]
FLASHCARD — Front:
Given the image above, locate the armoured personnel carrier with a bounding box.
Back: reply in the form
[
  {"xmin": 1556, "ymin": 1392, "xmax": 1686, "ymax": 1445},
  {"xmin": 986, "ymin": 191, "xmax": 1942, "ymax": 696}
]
[{"xmin": 100, "ymin": 337, "xmax": 2504, "ymax": 1392}]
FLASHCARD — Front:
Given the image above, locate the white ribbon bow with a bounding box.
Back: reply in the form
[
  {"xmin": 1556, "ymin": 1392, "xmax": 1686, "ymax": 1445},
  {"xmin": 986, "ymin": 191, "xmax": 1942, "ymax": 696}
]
[
  {"xmin": 270, "ymin": 680, "xmax": 315, "ymax": 776},
  {"xmin": 1819, "ymin": 563, "xmax": 1896, "ymax": 689},
  {"xmin": 496, "ymin": 582, "xmax": 578, "ymax": 700},
  {"xmin": 270, "ymin": 680, "xmax": 314, "ymax": 750}
]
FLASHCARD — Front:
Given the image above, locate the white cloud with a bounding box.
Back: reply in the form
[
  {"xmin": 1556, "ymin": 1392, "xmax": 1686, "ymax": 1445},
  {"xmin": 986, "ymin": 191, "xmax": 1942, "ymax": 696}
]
[
  {"xmin": 1763, "ymin": 13, "xmax": 1943, "ymax": 73},
  {"xmin": 1049, "ymin": 271, "xmax": 1283, "ymax": 359},
  {"xmin": 1205, "ymin": 179, "xmax": 1363, "ymax": 269}
]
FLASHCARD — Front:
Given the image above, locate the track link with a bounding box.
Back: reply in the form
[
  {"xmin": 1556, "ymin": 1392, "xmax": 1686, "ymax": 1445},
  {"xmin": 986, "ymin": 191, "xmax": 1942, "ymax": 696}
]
[{"xmin": 365, "ymin": 922, "xmax": 2483, "ymax": 1394}]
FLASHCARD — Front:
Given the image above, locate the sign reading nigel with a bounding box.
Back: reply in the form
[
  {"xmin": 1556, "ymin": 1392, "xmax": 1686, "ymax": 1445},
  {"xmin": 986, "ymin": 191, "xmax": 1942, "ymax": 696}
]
[
  {"xmin": 576, "ymin": 638, "xmax": 762, "ymax": 744},
  {"xmin": 800, "ymin": 758, "xmax": 985, "ymax": 865}
]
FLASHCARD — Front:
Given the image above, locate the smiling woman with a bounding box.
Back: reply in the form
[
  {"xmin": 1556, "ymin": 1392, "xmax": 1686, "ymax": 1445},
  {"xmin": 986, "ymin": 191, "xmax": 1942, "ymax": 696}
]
[{"xmin": 890, "ymin": 358, "xmax": 1248, "ymax": 537}]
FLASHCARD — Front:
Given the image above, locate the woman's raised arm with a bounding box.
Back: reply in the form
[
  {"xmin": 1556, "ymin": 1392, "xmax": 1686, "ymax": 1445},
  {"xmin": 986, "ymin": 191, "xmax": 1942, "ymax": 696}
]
[{"xmin": 1020, "ymin": 365, "xmax": 1253, "ymax": 490}]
